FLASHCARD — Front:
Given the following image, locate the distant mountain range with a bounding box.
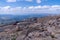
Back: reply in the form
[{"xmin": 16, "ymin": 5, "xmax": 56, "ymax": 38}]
[{"xmin": 0, "ymin": 13, "xmax": 55, "ymax": 26}]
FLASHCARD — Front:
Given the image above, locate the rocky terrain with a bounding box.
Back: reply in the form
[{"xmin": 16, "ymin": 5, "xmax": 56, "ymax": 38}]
[{"xmin": 0, "ymin": 15, "xmax": 60, "ymax": 40}]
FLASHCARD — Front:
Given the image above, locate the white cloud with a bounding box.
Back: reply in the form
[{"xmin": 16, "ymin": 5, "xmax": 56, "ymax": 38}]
[
  {"xmin": 0, "ymin": 5, "xmax": 60, "ymax": 15},
  {"xmin": 25, "ymin": 0, "xmax": 32, "ymax": 2},
  {"xmin": 36, "ymin": 0, "xmax": 41, "ymax": 4},
  {"xmin": 17, "ymin": 0, "xmax": 41, "ymax": 4},
  {"xmin": 6, "ymin": 0, "xmax": 45, "ymax": 4},
  {"xmin": 7, "ymin": 0, "xmax": 16, "ymax": 2}
]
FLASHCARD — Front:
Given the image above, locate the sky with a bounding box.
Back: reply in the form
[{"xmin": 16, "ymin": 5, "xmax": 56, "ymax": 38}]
[{"xmin": 0, "ymin": 0, "xmax": 60, "ymax": 15}]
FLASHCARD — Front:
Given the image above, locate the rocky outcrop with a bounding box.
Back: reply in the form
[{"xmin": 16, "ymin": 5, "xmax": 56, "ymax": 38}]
[{"xmin": 0, "ymin": 15, "xmax": 60, "ymax": 40}]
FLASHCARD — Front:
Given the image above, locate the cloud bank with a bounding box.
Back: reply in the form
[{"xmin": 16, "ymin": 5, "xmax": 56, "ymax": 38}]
[{"xmin": 0, "ymin": 5, "xmax": 60, "ymax": 15}]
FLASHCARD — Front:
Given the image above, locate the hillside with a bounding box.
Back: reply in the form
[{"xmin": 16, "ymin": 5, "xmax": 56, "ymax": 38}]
[{"xmin": 0, "ymin": 15, "xmax": 60, "ymax": 40}]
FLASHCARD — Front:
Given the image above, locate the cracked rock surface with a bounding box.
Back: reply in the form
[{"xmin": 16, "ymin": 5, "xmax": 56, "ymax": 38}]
[{"xmin": 0, "ymin": 15, "xmax": 60, "ymax": 40}]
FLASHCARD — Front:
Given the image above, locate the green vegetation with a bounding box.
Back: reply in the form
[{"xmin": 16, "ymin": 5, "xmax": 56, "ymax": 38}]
[{"xmin": 11, "ymin": 38, "xmax": 16, "ymax": 40}]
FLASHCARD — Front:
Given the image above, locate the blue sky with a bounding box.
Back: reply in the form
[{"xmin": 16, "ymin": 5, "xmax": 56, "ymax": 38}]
[
  {"xmin": 0, "ymin": 0, "xmax": 60, "ymax": 7},
  {"xmin": 0, "ymin": 0, "xmax": 60, "ymax": 15}
]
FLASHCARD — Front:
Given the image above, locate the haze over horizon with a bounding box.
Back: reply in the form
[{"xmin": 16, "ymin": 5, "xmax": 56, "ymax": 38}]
[{"xmin": 0, "ymin": 0, "xmax": 60, "ymax": 15}]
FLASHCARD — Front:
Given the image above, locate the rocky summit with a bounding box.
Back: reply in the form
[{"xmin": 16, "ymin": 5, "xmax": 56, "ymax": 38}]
[{"xmin": 0, "ymin": 15, "xmax": 60, "ymax": 40}]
